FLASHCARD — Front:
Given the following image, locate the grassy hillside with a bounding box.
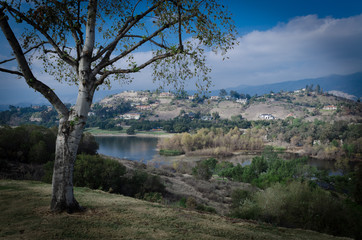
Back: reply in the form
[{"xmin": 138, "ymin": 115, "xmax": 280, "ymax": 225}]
[{"xmin": 0, "ymin": 180, "xmax": 350, "ymax": 240}]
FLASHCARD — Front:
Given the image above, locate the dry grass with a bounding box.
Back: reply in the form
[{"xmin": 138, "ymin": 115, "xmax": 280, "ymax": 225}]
[{"xmin": 0, "ymin": 180, "xmax": 350, "ymax": 240}]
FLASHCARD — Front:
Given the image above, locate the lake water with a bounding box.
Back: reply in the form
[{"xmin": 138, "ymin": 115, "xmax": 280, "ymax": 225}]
[
  {"xmin": 95, "ymin": 136, "xmax": 159, "ymax": 163},
  {"xmin": 94, "ymin": 136, "xmax": 342, "ymax": 173}
]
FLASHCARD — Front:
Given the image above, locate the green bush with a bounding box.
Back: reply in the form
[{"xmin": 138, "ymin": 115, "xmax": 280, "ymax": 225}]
[
  {"xmin": 74, "ymin": 154, "xmax": 126, "ymax": 192},
  {"xmin": 230, "ymin": 181, "xmax": 362, "ymax": 239},
  {"xmin": 126, "ymin": 127, "xmax": 135, "ymax": 135},
  {"xmin": 42, "ymin": 154, "xmax": 126, "ymax": 193},
  {"xmin": 192, "ymin": 158, "xmax": 217, "ymax": 180},
  {"xmin": 120, "ymin": 170, "xmax": 165, "ymax": 197},
  {"xmin": 159, "ymin": 149, "xmax": 183, "ymax": 156}
]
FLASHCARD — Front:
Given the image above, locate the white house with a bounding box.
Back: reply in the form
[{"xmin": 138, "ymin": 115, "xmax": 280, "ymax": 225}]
[
  {"xmin": 210, "ymin": 96, "xmax": 220, "ymax": 101},
  {"xmin": 259, "ymin": 114, "xmax": 276, "ymax": 120},
  {"xmin": 323, "ymin": 105, "xmax": 337, "ymax": 110},
  {"xmin": 236, "ymin": 98, "xmax": 247, "ymax": 104},
  {"xmin": 120, "ymin": 113, "xmax": 141, "ymax": 120}
]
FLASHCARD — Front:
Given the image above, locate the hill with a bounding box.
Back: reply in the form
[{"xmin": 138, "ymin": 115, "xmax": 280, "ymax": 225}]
[
  {"xmin": 221, "ymin": 72, "xmax": 362, "ymax": 99},
  {"xmin": 0, "ymin": 180, "xmax": 350, "ymax": 240}
]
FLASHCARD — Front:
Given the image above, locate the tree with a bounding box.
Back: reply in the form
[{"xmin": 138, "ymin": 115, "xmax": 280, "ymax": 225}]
[
  {"xmin": 230, "ymin": 90, "xmax": 240, "ymax": 99},
  {"xmin": 219, "ymin": 89, "xmax": 227, "ymax": 98},
  {"xmin": 0, "ymin": 0, "xmax": 236, "ymax": 212}
]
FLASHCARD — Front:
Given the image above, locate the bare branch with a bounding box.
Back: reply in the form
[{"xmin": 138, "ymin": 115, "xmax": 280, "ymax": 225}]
[
  {"xmin": 131, "ymin": 0, "xmax": 142, "ymax": 17},
  {"xmin": 1, "ymin": 3, "xmax": 77, "ymax": 67},
  {"xmin": 0, "ymin": 67, "xmax": 23, "ymax": 76},
  {"xmin": 95, "ymin": 51, "xmax": 174, "ymax": 86},
  {"xmin": 123, "ymin": 35, "xmax": 169, "ymax": 49},
  {"xmin": 0, "ymin": 8, "xmax": 69, "ymax": 117},
  {"xmin": 93, "ymin": 17, "xmax": 186, "ymax": 74},
  {"xmin": 0, "ymin": 41, "xmax": 49, "ymax": 65},
  {"xmin": 92, "ymin": 1, "xmax": 164, "ymax": 62}
]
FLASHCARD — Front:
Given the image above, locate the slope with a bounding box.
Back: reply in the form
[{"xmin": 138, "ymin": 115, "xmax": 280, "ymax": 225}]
[{"xmin": 0, "ymin": 180, "xmax": 350, "ymax": 240}]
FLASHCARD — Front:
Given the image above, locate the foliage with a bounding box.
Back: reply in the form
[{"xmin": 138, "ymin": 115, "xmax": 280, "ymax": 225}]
[
  {"xmin": 0, "ymin": 124, "xmax": 99, "ymax": 164},
  {"xmin": 77, "ymin": 133, "xmax": 99, "ymax": 155},
  {"xmin": 159, "ymin": 149, "xmax": 183, "ymax": 156},
  {"xmin": 43, "ymin": 154, "xmax": 126, "ymax": 193},
  {"xmin": 126, "ymin": 127, "xmax": 135, "ymax": 135},
  {"xmin": 192, "ymin": 158, "xmax": 217, "ymax": 180},
  {"xmin": 43, "ymin": 154, "xmax": 165, "ymax": 198},
  {"xmin": 0, "ymin": 125, "xmax": 56, "ymax": 164},
  {"xmin": 230, "ymin": 181, "xmax": 362, "ymax": 239},
  {"xmin": 121, "ymin": 170, "xmax": 165, "ymax": 198},
  {"xmin": 159, "ymin": 127, "xmax": 265, "ymax": 155}
]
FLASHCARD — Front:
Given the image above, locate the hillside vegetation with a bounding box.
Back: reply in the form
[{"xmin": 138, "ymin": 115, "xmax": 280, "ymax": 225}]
[{"xmin": 0, "ymin": 180, "xmax": 351, "ymax": 240}]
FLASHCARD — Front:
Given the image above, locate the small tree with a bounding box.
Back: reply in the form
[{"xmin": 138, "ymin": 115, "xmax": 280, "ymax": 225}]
[
  {"xmin": 0, "ymin": 0, "xmax": 236, "ymax": 212},
  {"xmin": 219, "ymin": 89, "xmax": 227, "ymax": 98}
]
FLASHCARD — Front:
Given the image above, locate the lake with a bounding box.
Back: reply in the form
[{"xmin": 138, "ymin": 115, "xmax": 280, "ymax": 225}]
[{"xmin": 94, "ymin": 135, "xmax": 343, "ymax": 174}]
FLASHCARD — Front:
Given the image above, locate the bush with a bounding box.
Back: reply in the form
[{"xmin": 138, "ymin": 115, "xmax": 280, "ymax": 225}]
[
  {"xmin": 73, "ymin": 154, "xmax": 126, "ymax": 192},
  {"xmin": 77, "ymin": 133, "xmax": 99, "ymax": 155},
  {"xmin": 230, "ymin": 181, "xmax": 362, "ymax": 239},
  {"xmin": 120, "ymin": 170, "xmax": 165, "ymax": 197},
  {"xmin": 42, "ymin": 154, "xmax": 126, "ymax": 193},
  {"xmin": 159, "ymin": 149, "xmax": 183, "ymax": 156},
  {"xmin": 192, "ymin": 158, "xmax": 217, "ymax": 180},
  {"xmin": 126, "ymin": 127, "xmax": 135, "ymax": 135}
]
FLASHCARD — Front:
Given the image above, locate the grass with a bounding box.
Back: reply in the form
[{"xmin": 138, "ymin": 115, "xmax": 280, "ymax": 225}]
[
  {"xmin": 0, "ymin": 179, "xmax": 350, "ymax": 240},
  {"xmin": 84, "ymin": 127, "xmax": 126, "ymax": 135},
  {"xmin": 159, "ymin": 149, "xmax": 184, "ymax": 156}
]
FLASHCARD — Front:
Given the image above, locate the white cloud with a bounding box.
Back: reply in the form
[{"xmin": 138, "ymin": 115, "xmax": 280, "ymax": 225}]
[{"xmin": 208, "ymin": 14, "xmax": 362, "ymax": 88}]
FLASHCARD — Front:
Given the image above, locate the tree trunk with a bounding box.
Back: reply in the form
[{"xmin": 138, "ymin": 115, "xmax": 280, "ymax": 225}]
[
  {"xmin": 50, "ymin": 117, "xmax": 84, "ymax": 213},
  {"xmin": 50, "ymin": 81, "xmax": 95, "ymax": 213}
]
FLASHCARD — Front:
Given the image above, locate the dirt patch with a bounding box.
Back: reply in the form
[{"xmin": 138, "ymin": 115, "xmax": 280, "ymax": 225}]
[{"xmin": 210, "ymin": 101, "xmax": 243, "ymax": 119}]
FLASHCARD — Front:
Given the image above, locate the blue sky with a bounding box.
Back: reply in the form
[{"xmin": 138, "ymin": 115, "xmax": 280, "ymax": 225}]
[{"xmin": 1, "ymin": 0, "xmax": 362, "ymax": 105}]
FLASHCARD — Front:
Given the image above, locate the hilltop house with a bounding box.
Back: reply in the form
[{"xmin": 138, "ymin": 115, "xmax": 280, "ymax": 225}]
[
  {"xmin": 120, "ymin": 113, "xmax": 141, "ymax": 120},
  {"xmin": 259, "ymin": 114, "xmax": 276, "ymax": 120},
  {"xmin": 236, "ymin": 98, "xmax": 247, "ymax": 104},
  {"xmin": 135, "ymin": 105, "xmax": 152, "ymax": 111},
  {"xmin": 323, "ymin": 105, "xmax": 337, "ymax": 110},
  {"xmin": 159, "ymin": 92, "xmax": 174, "ymax": 98},
  {"xmin": 210, "ymin": 96, "xmax": 220, "ymax": 101}
]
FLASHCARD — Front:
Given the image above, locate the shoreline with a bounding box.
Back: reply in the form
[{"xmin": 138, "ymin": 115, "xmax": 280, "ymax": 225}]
[{"xmin": 89, "ymin": 132, "xmax": 175, "ymax": 138}]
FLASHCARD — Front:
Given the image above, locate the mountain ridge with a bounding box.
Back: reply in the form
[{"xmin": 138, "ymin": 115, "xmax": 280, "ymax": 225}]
[{"xmin": 216, "ymin": 72, "xmax": 362, "ymax": 99}]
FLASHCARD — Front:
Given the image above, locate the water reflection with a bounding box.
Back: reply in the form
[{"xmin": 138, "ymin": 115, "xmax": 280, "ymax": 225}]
[
  {"xmin": 95, "ymin": 136, "xmax": 158, "ymax": 163},
  {"xmin": 95, "ymin": 136, "xmax": 345, "ymax": 173}
]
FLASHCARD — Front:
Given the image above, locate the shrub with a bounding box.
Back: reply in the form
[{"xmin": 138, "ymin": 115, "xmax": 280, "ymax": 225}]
[
  {"xmin": 126, "ymin": 127, "xmax": 135, "ymax": 135},
  {"xmin": 192, "ymin": 158, "xmax": 217, "ymax": 180},
  {"xmin": 159, "ymin": 149, "xmax": 183, "ymax": 156},
  {"xmin": 73, "ymin": 154, "xmax": 126, "ymax": 192},
  {"xmin": 230, "ymin": 181, "xmax": 362, "ymax": 239},
  {"xmin": 120, "ymin": 170, "xmax": 165, "ymax": 197},
  {"xmin": 42, "ymin": 154, "xmax": 126, "ymax": 193}
]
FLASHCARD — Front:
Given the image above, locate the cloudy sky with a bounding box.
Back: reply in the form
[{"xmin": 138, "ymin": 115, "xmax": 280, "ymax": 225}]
[{"xmin": 0, "ymin": 0, "xmax": 362, "ymax": 104}]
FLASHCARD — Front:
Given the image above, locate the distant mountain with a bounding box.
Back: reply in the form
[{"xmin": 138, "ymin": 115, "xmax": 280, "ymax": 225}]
[{"xmin": 213, "ymin": 72, "xmax": 362, "ymax": 99}]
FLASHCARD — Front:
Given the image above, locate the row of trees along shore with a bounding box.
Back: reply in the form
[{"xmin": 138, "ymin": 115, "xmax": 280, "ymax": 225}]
[
  {"xmin": 158, "ymin": 127, "xmax": 265, "ymax": 156},
  {"xmin": 0, "ymin": 0, "xmax": 237, "ymax": 212}
]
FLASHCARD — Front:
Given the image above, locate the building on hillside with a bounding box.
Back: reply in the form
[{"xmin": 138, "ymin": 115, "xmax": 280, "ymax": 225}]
[
  {"xmin": 236, "ymin": 98, "xmax": 247, "ymax": 104},
  {"xmin": 323, "ymin": 105, "xmax": 337, "ymax": 110},
  {"xmin": 120, "ymin": 113, "xmax": 141, "ymax": 120},
  {"xmin": 135, "ymin": 105, "xmax": 152, "ymax": 111},
  {"xmin": 210, "ymin": 96, "xmax": 220, "ymax": 101},
  {"xmin": 188, "ymin": 95, "xmax": 195, "ymax": 100},
  {"xmin": 159, "ymin": 92, "xmax": 174, "ymax": 98},
  {"xmin": 258, "ymin": 114, "xmax": 276, "ymax": 120}
]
